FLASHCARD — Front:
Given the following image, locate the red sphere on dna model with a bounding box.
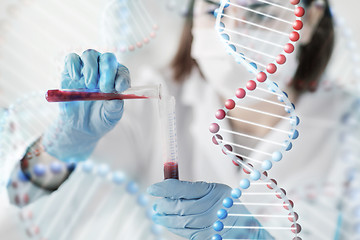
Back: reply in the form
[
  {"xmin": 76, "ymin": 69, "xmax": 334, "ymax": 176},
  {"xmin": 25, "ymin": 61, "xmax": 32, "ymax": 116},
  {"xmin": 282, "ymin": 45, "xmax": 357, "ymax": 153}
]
[
  {"xmin": 215, "ymin": 109, "xmax": 226, "ymax": 119},
  {"xmin": 284, "ymin": 199, "xmax": 294, "ymax": 210},
  {"xmin": 291, "ymin": 224, "xmax": 302, "ymax": 234},
  {"xmin": 290, "ymin": 0, "xmax": 300, "ymax": 5},
  {"xmin": 243, "ymin": 163, "xmax": 254, "ymax": 174},
  {"xmin": 232, "ymin": 155, "xmax": 243, "ymax": 167},
  {"xmin": 295, "ymin": 7, "xmax": 305, "ymax": 17},
  {"xmin": 284, "ymin": 43, "xmax": 295, "ymax": 53},
  {"xmin": 235, "ymin": 88, "xmax": 246, "ymax": 98},
  {"xmin": 267, "ymin": 63, "xmax": 277, "ymax": 74},
  {"xmin": 246, "ymin": 80, "xmax": 257, "ymax": 90},
  {"xmin": 293, "ymin": 20, "xmax": 303, "ymax": 30},
  {"xmin": 289, "ymin": 31, "xmax": 300, "ymax": 42},
  {"xmin": 225, "ymin": 99, "xmax": 235, "ymax": 109},
  {"xmin": 222, "ymin": 144, "xmax": 233, "ymax": 155},
  {"xmin": 288, "ymin": 212, "xmax": 299, "ymax": 221},
  {"xmin": 267, "ymin": 179, "xmax": 277, "ymax": 189},
  {"xmin": 256, "ymin": 72, "xmax": 267, "ymax": 82},
  {"xmin": 276, "ymin": 54, "xmax": 287, "ymax": 65},
  {"xmin": 209, "ymin": 123, "xmax": 220, "ymax": 133},
  {"xmin": 212, "ymin": 134, "xmax": 223, "ymax": 145}
]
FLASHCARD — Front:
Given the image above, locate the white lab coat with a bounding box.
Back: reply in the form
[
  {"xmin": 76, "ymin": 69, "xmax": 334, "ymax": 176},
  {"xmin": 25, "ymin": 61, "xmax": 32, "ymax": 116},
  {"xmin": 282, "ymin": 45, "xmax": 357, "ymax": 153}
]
[{"xmin": 1, "ymin": 65, "xmax": 353, "ymax": 239}]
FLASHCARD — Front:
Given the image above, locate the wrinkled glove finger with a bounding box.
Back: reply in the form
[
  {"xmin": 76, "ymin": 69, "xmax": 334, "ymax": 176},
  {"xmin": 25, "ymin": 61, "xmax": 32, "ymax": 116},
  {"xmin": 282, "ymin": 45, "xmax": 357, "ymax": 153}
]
[
  {"xmin": 64, "ymin": 53, "xmax": 82, "ymax": 83},
  {"xmin": 101, "ymin": 99, "xmax": 124, "ymax": 127},
  {"xmin": 60, "ymin": 53, "xmax": 83, "ymax": 116},
  {"xmin": 153, "ymin": 213, "xmax": 192, "ymax": 229},
  {"xmin": 81, "ymin": 49, "xmax": 100, "ymax": 89},
  {"xmin": 148, "ymin": 179, "xmax": 215, "ymax": 200},
  {"xmin": 115, "ymin": 64, "xmax": 131, "ymax": 92},
  {"xmin": 101, "ymin": 63, "xmax": 131, "ymax": 114},
  {"xmin": 99, "ymin": 53, "xmax": 118, "ymax": 93},
  {"xmin": 153, "ymin": 205, "xmax": 218, "ymax": 229},
  {"xmin": 153, "ymin": 192, "xmax": 223, "ymax": 216}
]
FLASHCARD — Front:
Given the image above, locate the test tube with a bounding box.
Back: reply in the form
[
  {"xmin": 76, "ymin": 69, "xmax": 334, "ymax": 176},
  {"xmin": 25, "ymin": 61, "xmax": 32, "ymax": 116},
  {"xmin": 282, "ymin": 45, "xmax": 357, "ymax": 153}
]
[
  {"xmin": 160, "ymin": 96, "xmax": 179, "ymax": 180},
  {"xmin": 45, "ymin": 84, "xmax": 161, "ymax": 102}
]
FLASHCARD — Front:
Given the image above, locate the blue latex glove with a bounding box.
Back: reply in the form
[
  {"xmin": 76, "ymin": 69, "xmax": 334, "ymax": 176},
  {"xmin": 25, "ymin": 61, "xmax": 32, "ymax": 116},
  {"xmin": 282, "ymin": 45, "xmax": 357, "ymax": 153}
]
[
  {"xmin": 148, "ymin": 179, "xmax": 273, "ymax": 240},
  {"xmin": 43, "ymin": 49, "xmax": 130, "ymax": 162}
]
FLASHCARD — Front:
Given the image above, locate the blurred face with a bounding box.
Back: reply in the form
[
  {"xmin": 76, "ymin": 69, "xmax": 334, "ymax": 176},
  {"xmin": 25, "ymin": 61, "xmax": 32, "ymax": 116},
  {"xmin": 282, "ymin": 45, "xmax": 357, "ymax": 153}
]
[
  {"xmin": 191, "ymin": 0, "xmax": 295, "ymax": 98},
  {"xmin": 190, "ymin": 0, "xmax": 325, "ymax": 99},
  {"xmin": 191, "ymin": 0, "xmax": 253, "ymax": 99}
]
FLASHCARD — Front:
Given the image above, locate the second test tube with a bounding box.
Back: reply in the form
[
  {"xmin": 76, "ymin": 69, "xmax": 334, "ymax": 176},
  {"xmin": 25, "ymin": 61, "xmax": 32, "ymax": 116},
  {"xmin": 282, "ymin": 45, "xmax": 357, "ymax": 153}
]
[{"xmin": 160, "ymin": 96, "xmax": 179, "ymax": 180}]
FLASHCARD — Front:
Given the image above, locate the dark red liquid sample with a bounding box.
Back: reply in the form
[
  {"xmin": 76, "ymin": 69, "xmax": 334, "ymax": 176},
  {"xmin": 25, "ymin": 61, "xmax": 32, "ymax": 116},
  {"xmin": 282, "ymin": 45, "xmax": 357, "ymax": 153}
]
[
  {"xmin": 164, "ymin": 162, "xmax": 179, "ymax": 180},
  {"xmin": 46, "ymin": 89, "xmax": 149, "ymax": 102}
]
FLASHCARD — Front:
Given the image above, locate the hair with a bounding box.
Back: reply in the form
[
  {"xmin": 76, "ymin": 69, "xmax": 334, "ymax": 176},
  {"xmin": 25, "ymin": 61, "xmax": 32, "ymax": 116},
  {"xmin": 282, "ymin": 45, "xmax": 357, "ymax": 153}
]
[
  {"xmin": 171, "ymin": 0, "xmax": 204, "ymax": 83},
  {"xmin": 292, "ymin": 0, "xmax": 335, "ymax": 92},
  {"xmin": 171, "ymin": 0, "xmax": 335, "ymax": 93}
]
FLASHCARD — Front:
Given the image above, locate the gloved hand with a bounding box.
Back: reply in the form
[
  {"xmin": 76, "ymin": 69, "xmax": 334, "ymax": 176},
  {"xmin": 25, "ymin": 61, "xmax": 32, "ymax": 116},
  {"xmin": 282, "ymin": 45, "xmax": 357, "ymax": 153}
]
[
  {"xmin": 147, "ymin": 179, "xmax": 273, "ymax": 240},
  {"xmin": 43, "ymin": 49, "xmax": 130, "ymax": 162}
]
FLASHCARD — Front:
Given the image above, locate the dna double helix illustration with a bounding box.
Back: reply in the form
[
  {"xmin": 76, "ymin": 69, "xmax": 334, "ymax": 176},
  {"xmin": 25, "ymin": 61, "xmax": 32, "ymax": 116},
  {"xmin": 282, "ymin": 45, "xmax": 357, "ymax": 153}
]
[{"xmin": 208, "ymin": 0, "xmax": 304, "ymax": 239}]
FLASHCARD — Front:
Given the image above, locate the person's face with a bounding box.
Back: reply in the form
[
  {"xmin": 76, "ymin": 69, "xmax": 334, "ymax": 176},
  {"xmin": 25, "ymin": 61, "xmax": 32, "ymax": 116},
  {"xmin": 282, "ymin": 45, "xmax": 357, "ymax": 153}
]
[
  {"xmin": 190, "ymin": 0, "xmax": 314, "ymax": 98},
  {"xmin": 193, "ymin": 0, "xmax": 292, "ymax": 32},
  {"xmin": 193, "ymin": 0, "xmax": 325, "ymax": 44}
]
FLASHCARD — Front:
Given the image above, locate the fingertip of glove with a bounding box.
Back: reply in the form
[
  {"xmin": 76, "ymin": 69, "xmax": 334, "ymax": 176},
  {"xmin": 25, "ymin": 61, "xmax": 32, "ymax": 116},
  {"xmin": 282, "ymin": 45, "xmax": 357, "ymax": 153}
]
[
  {"xmin": 115, "ymin": 76, "xmax": 131, "ymax": 93},
  {"xmin": 103, "ymin": 99, "xmax": 124, "ymax": 114},
  {"xmin": 147, "ymin": 179, "xmax": 178, "ymax": 196},
  {"xmin": 147, "ymin": 184, "xmax": 160, "ymax": 196}
]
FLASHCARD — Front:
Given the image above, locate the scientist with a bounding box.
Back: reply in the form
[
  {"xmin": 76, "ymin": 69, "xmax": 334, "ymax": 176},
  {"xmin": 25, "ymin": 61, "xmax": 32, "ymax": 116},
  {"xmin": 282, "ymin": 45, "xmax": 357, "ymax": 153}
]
[{"xmin": 3, "ymin": 0, "xmax": 352, "ymax": 239}]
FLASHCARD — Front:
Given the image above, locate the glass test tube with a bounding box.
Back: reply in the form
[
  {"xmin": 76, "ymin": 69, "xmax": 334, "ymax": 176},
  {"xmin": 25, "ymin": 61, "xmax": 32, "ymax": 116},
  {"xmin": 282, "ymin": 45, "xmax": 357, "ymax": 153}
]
[
  {"xmin": 160, "ymin": 96, "xmax": 179, "ymax": 180},
  {"xmin": 45, "ymin": 84, "xmax": 162, "ymax": 102}
]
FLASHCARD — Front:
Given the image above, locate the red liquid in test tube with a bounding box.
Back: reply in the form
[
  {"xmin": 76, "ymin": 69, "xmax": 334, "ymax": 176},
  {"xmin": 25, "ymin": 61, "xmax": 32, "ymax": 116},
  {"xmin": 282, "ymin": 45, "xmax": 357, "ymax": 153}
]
[
  {"xmin": 46, "ymin": 90, "xmax": 149, "ymax": 102},
  {"xmin": 164, "ymin": 162, "xmax": 179, "ymax": 180},
  {"xmin": 161, "ymin": 96, "xmax": 179, "ymax": 180},
  {"xmin": 45, "ymin": 85, "xmax": 161, "ymax": 102}
]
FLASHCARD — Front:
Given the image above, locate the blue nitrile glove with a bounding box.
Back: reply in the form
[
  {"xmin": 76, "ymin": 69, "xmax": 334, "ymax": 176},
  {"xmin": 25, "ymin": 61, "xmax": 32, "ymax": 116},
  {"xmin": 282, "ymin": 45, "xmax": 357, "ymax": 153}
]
[
  {"xmin": 43, "ymin": 49, "xmax": 130, "ymax": 162},
  {"xmin": 147, "ymin": 179, "xmax": 273, "ymax": 240}
]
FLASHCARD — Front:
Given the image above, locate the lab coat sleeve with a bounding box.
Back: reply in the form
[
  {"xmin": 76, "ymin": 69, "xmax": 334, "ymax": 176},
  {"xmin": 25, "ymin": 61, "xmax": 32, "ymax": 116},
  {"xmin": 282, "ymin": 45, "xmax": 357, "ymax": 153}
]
[
  {"xmin": 0, "ymin": 202, "xmax": 30, "ymax": 239},
  {"xmin": 7, "ymin": 136, "xmax": 77, "ymax": 207},
  {"xmin": 7, "ymin": 163, "xmax": 50, "ymax": 208}
]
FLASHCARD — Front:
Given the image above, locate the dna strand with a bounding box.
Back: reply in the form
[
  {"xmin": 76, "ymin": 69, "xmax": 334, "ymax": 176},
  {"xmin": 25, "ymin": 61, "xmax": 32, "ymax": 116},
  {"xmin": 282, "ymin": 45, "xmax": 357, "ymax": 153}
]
[
  {"xmin": 0, "ymin": 92, "xmax": 57, "ymax": 204},
  {"xmin": 286, "ymin": 99, "xmax": 360, "ymax": 239},
  {"xmin": 323, "ymin": 11, "xmax": 360, "ymax": 95},
  {"xmin": 9, "ymin": 161, "xmax": 164, "ymax": 240},
  {"xmin": 291, "ymin": 12, "xmax": 360, "ymax": 239},
  {"xmin": 206, "ymin": 0, "xmax": 305, "ymax": 238},
  {"xmin": 209, "ymin": 0, "xmax": 302, "ymax": 173},
  {"xmin": 101, "ymin": 0, "xmax": 159, "ymax": 53},
  {"xmin": 212, "ymin": 171, "xmax": 301, "ymax": 240},
  {"xmin": 333, "ymin": 98, "xmax": 360, "ymax": 240}
]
